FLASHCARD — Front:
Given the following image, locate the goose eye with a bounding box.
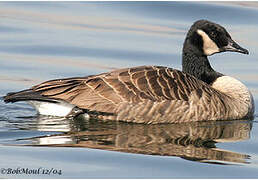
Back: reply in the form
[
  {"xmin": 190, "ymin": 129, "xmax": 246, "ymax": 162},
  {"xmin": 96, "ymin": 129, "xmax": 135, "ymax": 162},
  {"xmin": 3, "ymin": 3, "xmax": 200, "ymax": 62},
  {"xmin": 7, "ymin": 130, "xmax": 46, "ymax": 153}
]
[{"xmin": 210, "ymin": 31, "xmax": 216, "ymax": 38}]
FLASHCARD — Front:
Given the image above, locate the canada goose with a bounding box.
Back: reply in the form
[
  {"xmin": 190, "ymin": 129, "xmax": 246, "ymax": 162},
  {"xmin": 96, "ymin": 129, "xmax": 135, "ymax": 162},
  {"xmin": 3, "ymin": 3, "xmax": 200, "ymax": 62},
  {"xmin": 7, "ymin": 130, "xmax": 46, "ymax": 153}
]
[{"xmin": 4, "ymin": 20, "xmax": 254, "ymax": 124}]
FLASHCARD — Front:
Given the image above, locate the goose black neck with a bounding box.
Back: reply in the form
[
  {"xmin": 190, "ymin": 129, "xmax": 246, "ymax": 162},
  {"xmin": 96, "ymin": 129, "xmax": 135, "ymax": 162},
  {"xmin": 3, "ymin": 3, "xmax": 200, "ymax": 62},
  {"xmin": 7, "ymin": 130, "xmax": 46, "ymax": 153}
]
[{"xmin": 182, "ymin": 41, "xmax": 223, "ymax": 85}]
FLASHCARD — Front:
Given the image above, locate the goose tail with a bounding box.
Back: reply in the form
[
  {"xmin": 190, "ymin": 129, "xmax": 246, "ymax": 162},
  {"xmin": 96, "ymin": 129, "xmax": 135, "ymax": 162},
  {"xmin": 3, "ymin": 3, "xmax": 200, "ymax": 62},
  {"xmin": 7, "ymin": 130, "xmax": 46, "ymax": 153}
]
[{"xmin": 3, "ymin": 89, "xmax": 58, "ymax": 103}]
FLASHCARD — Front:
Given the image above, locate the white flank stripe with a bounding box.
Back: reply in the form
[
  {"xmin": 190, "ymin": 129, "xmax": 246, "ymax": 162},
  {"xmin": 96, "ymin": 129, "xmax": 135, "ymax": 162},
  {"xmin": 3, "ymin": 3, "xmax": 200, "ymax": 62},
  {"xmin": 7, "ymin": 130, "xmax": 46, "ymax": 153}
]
[{"xmin": 28, "ymin": 101, "xmax": 75, "ymax": 117}]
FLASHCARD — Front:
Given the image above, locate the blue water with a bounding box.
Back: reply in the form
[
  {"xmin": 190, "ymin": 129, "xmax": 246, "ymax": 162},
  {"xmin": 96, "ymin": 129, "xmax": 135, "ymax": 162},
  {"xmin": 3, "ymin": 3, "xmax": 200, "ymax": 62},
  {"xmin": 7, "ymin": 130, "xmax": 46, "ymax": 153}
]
[{"xmin": 0, "ymin": 2, "xmax": 258, "ymax": 178}]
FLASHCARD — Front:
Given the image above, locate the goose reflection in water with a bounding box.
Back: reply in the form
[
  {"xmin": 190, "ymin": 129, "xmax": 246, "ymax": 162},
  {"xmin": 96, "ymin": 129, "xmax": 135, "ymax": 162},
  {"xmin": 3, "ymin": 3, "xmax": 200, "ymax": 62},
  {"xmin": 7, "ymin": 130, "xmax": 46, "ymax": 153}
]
[{"xmin": 16, "ymin": 115, "xmax": 252, "ymax": 165}]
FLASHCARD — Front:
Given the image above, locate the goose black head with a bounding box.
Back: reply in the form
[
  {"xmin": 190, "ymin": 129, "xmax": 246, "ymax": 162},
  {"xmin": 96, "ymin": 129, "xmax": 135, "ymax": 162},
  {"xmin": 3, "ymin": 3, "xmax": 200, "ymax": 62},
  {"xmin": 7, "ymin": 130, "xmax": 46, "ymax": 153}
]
[{"xmin": 185, "ymin": 19, "xmax": 249, "ymax": 56}]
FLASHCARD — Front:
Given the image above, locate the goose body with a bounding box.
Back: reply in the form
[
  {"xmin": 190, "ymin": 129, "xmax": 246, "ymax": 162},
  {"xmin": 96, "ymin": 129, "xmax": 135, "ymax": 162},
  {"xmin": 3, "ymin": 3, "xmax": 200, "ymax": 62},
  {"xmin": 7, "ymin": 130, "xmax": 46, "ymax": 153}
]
[{"xmin": 4, "ymin": 20, "xmax": 254, "ymax": 124}]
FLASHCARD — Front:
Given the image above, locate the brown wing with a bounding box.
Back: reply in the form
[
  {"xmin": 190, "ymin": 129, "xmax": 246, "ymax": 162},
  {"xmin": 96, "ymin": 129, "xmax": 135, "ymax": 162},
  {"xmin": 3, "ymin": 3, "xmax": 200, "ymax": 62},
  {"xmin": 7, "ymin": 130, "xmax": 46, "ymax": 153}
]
[{"xmin": 29, "ymin": 65, "xmax": 217, "ymax": 114}]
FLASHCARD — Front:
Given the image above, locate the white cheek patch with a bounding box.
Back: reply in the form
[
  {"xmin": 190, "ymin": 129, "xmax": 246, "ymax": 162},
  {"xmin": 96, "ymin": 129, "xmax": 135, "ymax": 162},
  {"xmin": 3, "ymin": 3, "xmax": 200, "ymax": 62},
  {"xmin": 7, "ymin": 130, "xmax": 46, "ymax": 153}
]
[{"xmin": 197, "ymin": 29, "xmax": 220, "ymax": 56}]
